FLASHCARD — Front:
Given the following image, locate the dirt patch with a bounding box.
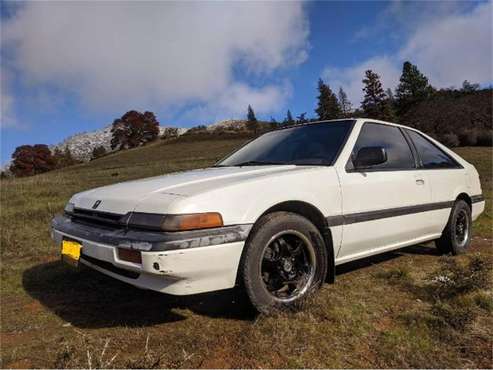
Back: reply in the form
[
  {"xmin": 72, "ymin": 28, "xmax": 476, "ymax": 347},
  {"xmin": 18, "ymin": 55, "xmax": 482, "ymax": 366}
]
[
  {"xmin": 1, "ymin": 332, "xmax": 24, "ymax": 347},
  {"xmin": 24, "ymin": 300, "xmax": 43, "ymax": 314},
  {"xmin": 199, "ymin": 340, "xmax": 234, "ymax": 369},
  {"xmin": 5, "ymin": 358, "xmax": 33, "ymax": 369}
]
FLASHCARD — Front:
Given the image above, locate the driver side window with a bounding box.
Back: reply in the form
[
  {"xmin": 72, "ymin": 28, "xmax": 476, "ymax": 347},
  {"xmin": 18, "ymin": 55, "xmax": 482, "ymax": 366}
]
[{"xmin": 349, "ymin": 123, "xmax": 416, "ymax": 171}]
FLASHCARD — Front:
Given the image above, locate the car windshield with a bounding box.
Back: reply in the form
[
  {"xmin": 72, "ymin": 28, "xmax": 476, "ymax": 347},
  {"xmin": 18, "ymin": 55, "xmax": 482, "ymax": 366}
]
[{"xmin": 217, "ymin": 120, "xmax": 354, "ymax": 167}]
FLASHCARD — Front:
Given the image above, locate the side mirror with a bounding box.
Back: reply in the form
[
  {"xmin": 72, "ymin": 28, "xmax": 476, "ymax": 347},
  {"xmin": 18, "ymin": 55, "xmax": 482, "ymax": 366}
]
[{"xmin": 353, "ymin": 146, "xmax": 387, "ymax": 169}]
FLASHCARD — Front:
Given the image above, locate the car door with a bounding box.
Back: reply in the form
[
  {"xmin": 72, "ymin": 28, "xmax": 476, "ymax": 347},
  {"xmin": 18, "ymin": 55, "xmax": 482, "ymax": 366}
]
[
  {"xmin": 404, "ymin": 129, "xmax": 465, "ymax": 235},
  {"xmin": 336, "ymin": 122, "xmax": 432, "ymax": 263}
]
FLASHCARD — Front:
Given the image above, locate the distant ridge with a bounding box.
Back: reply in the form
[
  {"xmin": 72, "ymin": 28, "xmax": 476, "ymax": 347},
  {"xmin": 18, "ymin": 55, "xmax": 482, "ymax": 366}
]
[{"xmin": 50, "ymin": 125, "xmax": 189, "ymax": 162}]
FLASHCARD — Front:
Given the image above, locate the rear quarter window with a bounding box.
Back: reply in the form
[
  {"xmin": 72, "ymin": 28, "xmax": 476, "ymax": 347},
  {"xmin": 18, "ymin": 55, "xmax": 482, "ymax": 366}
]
[{"xmin": 406, "ymin": 129, "xmax": 461, "ymax": 169}]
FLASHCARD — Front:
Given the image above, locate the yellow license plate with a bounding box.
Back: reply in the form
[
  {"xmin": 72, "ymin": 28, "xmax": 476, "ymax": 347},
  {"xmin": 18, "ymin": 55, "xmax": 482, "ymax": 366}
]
[{"xmin": 61, "ymin": 240, "xmax": 82, "ymax": 267}]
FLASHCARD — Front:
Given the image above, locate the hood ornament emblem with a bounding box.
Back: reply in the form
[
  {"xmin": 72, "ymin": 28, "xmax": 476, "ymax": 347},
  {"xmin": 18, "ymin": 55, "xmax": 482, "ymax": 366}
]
[{"xmin": 92, "ymin": 200, "xmax": 102, "ymax": 209}]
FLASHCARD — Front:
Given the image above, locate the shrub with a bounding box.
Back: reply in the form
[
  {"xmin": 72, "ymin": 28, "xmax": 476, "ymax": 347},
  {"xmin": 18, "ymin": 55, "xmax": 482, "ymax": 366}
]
[
  {"xmin": 458, "ymin": 129, "xmax": 478, "ymax": 146},
  {"xmin": 400, "ymin": 89, "xmax": 493, "ymax": 146},
  {"xmin": 184, "ymin": 125, "xmax": 208, "ymax": 135},
  {"xmin": 439, "ymin": 133, "xmax": 460, "ymax": 147},
  {"xmin": 375, "ymin": 267, "xmax": 411, "ymax": 285},
  {"xmin": 430, "ymin": 298, "xmax": 475, "ymax": 330},
  {"xmin": 427, "ymin": 254, "xmax": 492, "ymax": 300},
  {"xmin": 473, "ymin": 292, "xmax": 493, "ymax": 312},
  {"xmin": 476, "ymin": 130, "xmax": 493, "ymax": 146},
  {"xmin": 91, "ymin": 146, "xmax": 107, "ymax": 160}
]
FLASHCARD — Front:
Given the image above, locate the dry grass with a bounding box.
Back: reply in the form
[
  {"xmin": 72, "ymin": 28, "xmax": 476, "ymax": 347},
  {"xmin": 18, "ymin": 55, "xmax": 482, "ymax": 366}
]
[{"xmin": 1, "ymin": 141, "xmax": 492, "ymax": 368}]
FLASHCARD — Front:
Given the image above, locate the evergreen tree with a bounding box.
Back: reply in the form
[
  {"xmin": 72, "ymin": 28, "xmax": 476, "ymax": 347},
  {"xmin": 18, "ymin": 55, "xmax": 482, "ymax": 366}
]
[
  {"xmin": 337, "ymin": 87, "xmax": 352, "ymax": 117},
  {"xmin": 395, "ymin": 61, "xmax": 434, "ymax": 115},
  {"xmin": 315, "ymin": 78, "xmax": 341, "ymax": 120},
  {"xmin": 384, "ymin": 88, "xmax": 397, "ymax": 122},
  {"xmin": 361, "ymin": 70, "xmax": 391, "ymax": 120},
  {"xmin": 382, "ymin": 95, "xmax": 397, "ymax": 122},
  {"xmin": 247, "ymin": 105, "xmax": 257, "ymax": 122},
  {"xmin": 386, "ymin": 88, "xmax": 395, "ymax": 106},
  {"xmin": 284, "ymin": 110, "xmax": 295, "ymax": 126},
  {"xmin": 361, "ymin": 69, "xmax": 386, "ymax": 118},
  {"xmin": 246, "ymin": 105, "xmax": 258, "ymax": 133}
]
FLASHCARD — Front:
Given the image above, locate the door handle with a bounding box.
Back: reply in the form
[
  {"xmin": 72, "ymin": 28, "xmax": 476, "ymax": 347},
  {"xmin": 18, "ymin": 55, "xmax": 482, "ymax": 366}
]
[{"xmin": 416, "ymin": 179, "xmax": 425, "ymax": 185}]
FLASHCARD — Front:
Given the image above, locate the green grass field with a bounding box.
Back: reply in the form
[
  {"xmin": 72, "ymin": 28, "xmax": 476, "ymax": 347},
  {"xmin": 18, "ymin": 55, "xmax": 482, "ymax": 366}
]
[{"xmin": 1, "ymin": 139, "xmax": 492, "ymax": 368}]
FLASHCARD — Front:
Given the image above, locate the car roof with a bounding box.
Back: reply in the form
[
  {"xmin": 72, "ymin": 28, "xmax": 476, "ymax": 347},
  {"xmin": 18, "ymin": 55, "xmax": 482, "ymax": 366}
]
[{"xmin": 276, "ymin": 117, "xmax": 418, "ymax": 131}]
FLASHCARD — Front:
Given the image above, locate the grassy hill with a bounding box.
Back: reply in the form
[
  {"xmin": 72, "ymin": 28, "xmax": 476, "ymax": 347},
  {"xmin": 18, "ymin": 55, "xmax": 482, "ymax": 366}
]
[{"xmin": 1, "ymin": 138, "xmax": 492, "ymax": 368}]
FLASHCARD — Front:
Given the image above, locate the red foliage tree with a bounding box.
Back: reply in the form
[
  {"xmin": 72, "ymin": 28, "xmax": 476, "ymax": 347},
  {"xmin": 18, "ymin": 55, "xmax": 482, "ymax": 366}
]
[
  {"xmin": 110, "ymin": 110, "xmax": 159, "ymax": 150},
  {"xmin": 10, "ymin": 144, "xmax": 56, "ymax": 177}
]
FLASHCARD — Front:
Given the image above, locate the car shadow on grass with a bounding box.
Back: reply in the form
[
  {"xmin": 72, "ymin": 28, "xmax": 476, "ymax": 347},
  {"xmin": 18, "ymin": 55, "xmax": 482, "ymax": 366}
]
[
  {"xmin": 22, "ymin": 260, "xmax": 256, "ymax": 329},
  {"xmin": 23, "ymin": 244, "xmax": 439, "ymax": 329}
]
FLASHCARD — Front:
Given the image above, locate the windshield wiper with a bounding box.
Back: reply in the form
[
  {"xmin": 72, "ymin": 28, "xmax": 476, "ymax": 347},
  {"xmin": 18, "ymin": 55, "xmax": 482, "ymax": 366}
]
[{"xmin": 233, "ymin": 160, "xmax": 289, "ymax": 167}]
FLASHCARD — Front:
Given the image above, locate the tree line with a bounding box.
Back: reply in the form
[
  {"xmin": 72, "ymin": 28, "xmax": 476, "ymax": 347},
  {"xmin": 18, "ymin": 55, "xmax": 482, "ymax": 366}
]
[
  {"xmin": 243, "ymin": 61, "xmax": 491, "ymax": 148},
  {"xmin": 5, "ymin": 60, "xmax": 492, "ymax": 177}
]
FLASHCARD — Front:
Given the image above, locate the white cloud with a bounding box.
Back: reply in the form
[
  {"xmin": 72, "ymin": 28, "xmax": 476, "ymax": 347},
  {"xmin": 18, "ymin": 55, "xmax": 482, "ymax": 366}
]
[
  {"xmin": 0, "ymin": 89, "xmax": 15, "ymax": 129},
  {"xmin": 0, "ymin": 72, "xmax": 18, "ymax": 129},
  {"xmin": 324, "ymin": 2, "xmax": 492, "ymax": 108},
  {"xmin": 182, "ymin": 81, "xmax": 291, "ymax": 123},
  {"xmin": 2, "ymin": 2, "xmax": 309, "ymax": 119},
  {"xmin": 399, "ymin": 2, "xmax": 492, "ymax": 87}
]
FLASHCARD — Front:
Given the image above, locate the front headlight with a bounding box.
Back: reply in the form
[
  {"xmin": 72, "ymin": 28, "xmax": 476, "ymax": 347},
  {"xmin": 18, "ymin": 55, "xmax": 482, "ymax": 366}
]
[
  {"xmin": 64, "ymin": 202, "xmax": 75, "ymax": 214},
  {"xmin": 161, "ymin": 212, "xmax": 223, "ymax": 231},
  {"xmin": 127, "ymin": 212, "xmax": 223, "ymax": 231}
]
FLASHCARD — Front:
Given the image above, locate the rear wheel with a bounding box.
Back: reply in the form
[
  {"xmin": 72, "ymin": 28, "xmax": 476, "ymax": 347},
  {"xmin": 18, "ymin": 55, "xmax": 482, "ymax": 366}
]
[
  {"xmin": 436, "ymin": 200, "xmax": 472, "ymax": 255},
  {"xmin": 241, "ymin": 212, "xmax": 328, "ymax": 313}
]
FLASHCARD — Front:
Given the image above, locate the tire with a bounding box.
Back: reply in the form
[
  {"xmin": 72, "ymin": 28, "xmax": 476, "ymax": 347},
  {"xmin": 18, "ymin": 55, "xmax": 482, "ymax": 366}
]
[
  {"xmin": 241, "ymin": 211, "xmax": 328, "ymax": 314},
  {"xmin": 436, "ymin": 199, "xmax": 472, "ymax": 255}
]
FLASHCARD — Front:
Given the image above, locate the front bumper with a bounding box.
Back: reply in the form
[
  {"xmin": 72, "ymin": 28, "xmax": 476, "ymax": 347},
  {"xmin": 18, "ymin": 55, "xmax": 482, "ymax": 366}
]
[{"xmin": 52, "ymin": 215, "xmax": 251, "ymax": 295}]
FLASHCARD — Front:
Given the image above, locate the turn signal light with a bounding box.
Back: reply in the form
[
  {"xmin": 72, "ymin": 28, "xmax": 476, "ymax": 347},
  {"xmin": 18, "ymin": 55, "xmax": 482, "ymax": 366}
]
[{"xmin": 162, "ymin": 213, "xmax": 223, "ymax": 231}]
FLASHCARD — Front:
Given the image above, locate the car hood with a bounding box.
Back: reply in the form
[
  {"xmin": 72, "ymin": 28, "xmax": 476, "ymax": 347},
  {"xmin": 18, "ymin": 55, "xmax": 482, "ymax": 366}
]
[{"xmin": 70, "ymin": 165, "xmax": 314, "ymax": 214}]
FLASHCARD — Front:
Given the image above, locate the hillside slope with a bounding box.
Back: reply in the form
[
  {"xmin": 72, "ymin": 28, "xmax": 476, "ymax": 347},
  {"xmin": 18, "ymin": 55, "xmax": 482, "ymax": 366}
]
[
  {"xmin": 50, "ymin": 125, "xmax": 190, "ymax": 162},
  {"xmin": 401, "ymin": 89, "xmax": 493, "ymax": 145},
  {"xmin": 1, "ymin": 139, "xmax": 492, "ymax": 368}
]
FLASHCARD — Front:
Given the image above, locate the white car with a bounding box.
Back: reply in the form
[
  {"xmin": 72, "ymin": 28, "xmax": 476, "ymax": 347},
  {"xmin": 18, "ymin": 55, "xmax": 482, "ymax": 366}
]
[{"xmin": 52, "ymin": 118, "xmax": 485, "ymax": 312}]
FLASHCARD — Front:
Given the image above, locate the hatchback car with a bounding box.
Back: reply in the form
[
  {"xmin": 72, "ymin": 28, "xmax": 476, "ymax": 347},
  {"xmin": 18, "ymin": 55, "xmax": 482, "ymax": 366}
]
[{"xmin": 52, "ymin": 119, "xmax": 484, "ymax": 312}]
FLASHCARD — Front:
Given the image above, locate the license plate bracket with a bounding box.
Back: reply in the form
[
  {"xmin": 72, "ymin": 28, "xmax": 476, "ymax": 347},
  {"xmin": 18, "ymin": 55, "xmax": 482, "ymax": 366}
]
[{"xmin": 61, "ymin": 239, "xmax": 82, "ymax": 268}]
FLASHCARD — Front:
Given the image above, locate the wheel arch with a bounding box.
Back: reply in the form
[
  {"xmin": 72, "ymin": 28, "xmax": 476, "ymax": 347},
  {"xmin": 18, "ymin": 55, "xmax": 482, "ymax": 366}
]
[
  {"xmin": 246, "ymin": 200, "xmax": 335, "ymax": 283},
  {"xmin": 456, "ymin": 192, "xmax": 472, "ymax": 208}
]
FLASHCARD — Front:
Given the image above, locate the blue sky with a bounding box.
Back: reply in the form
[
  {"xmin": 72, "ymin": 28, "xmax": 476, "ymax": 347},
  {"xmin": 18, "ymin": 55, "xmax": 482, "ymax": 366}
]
[{"xmin": 1, "ymin": 1, "xmax": 491, "ymax": 165}]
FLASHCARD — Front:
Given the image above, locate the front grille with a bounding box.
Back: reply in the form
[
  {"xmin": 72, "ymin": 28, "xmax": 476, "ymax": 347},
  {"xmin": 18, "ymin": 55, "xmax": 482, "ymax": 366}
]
[
  {"xmin": 69, "ymin": 208, "xmax": 126, "ymax": 229},
  {"xmin": 81, "ymin": 254, "xmax": 140, "ymax": 279}
]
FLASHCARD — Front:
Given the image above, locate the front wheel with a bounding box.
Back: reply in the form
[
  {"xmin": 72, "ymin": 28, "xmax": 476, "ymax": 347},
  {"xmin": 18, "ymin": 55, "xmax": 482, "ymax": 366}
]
[
  {"xmin": 436, "ymin": 199, "xmax": 472, "ymax": 255},
  {"xmin": 241, "ymin": 212, "xmax": 328, "ymax": 314}
]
